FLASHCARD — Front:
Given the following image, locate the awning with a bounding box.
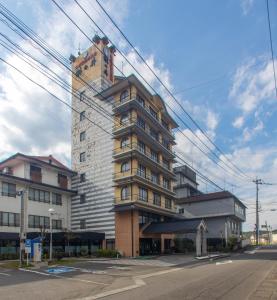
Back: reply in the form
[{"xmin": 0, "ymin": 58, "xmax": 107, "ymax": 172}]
[{"xmin": 143, "ymin": 220, "xmax": 203, "ymax": 234}]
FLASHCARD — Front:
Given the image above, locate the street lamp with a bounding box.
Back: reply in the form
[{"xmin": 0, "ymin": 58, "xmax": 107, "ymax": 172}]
[{"xmin": 48, "ymin": 208, "xmax": 55, "ymax": 261}]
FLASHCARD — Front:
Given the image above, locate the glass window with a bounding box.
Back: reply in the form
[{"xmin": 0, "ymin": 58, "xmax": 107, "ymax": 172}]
[
  {"xmin": 2, "ymin": 212, "xmax": 9, "ymax": 226},
  {"xmin": 120, "ymin": 113, "xmax": 129, "ymax": 125},
  {"xmin": 165, "ymin": 198, "xmax": 172, "ymax": 209},
  {"xmin": 137, "ymin": 116, "xmax": 145, "ymax": 129},
  {"xmin": 121, "ymin": 162, "xmax": 130, "ymax": 172},
  {"xmin": 52, "ymin": 193, "xmax": 62, "ymax": 205},
  {"xmin": 121, "ymin": 137, "xmax": 129, "ymax": 149},
  {"xmin": 80, "ymin": 152, "xmax": 86, "ymax": 162},
  {"xmin": 80, "ymin": 219, "xmax": 86, "ymax": 229},
  {"xmin": 138, "ymin": 141, "xmax": 145, "ymax": 154},
  {"xmin": 80, "ymin": 90, "xmax": 85, "ymax": 101},
  {"xmin": 80, "ymin": 131, "xmax": 86, "ymax": 141},
  {"xmin": 149, "ymin": 107, "xmax": 158, "ymax": 120},
  {"xmin": 153, "ymin": 193, "xmax": 161, "ymax": 206},
  {"xmin": 9, "ymin": 213, "xmax": 15, "ymax": 226},
  {"xmin": 151, "ymin": 172, "xmax": 159, "ymax": 184},
  {"xmin": 162, "ymin": 119, "xmax": 169, "ymax": 130},
  {"xmin": 120, "ymin": 90, "xmax": 129, "ymax": 102},
  {"xmin": 80, "ymin": 194, "xmax": 86, "ymax": 204},
  {"xmin": 52, "ymin": 219, "xmax": 62, "ymax": 230},
  {"xmin": 28, "ymin": 215, "xmax": 34, "ymax": 228},
  {"xmin": 80, "ymin": 111, "xmax": 85, "ymax": 121},
  {"xmin": 163, "ymin": 158, "xmax": 170, "ymax": 170},
  {"xmin": 137, "ymin": 95, "xmax": 145, "ymax": 107},
  {"xmin": 2, "ymin": 182, "xmax": 16, "ymax": 197},
  {"xmin": 137, "ymin": 164, "xmax": 146, "ymax": 178},
  {"xmin": 150, "ymin": 150, "xmax": 158, "ymax": 162},
  {"xmin": 80, "ymin": 173, "xmax": 86, "ymax": 183},
  {"xmin": 121, "ymin": 186, "xmax": 129, "ymax": 200},
  {"xmin": 139, "ymin": 187, "xmax": 148, "ymax": 201},
  {"xmin": 163, "ymin": 178, "xmax": 170, "ymax": 189},
  {"xmin": 150, "ymin": 128, "xmax": 159, "ymax": 141}
]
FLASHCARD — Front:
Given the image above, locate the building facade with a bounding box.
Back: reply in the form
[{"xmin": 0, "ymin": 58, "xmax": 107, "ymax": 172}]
[
  {"xmin": 70, "ymin": 36, "xmax": 180, "ymax": 256},
  {"xmin": 0, "ymin": 153, "xmax": 75, "ymax": 254}
]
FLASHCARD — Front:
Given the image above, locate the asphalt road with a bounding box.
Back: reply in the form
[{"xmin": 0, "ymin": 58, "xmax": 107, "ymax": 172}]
[
  {"xmin": 105, "ymin": 246, "xmax": 277, "ymax": 300},
  {"xmin": 0, "ymin": 247, "xmax": 276, "ymax": 300}
]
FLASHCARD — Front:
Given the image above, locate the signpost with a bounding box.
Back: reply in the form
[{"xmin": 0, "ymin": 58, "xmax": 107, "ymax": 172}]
[{"xmin": 25, "ymin": 239, "xmax": 31, "ymax": 266}]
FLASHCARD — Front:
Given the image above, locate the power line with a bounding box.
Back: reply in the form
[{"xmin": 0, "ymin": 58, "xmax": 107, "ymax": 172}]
[
  {"xmin": 266, "ymin": 0, "xmax": 277, "ymax": 98},
  {"xmin": 93, "ymin": 0, "xmax": 252, "ymax": 181},
  {"xmin": 51, "ymin": 0, "xmax": 251, "ymax": 183}
]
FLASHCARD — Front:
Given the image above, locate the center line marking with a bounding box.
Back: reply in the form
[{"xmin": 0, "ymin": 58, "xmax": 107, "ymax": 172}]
[{"xmin": 0, "ymin": 272, "xmax": 11, "ymax": 276}]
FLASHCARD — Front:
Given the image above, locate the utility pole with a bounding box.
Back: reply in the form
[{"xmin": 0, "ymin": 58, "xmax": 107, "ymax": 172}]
[
  {"xmin": 253, "ymin": 178, "xmax": 262, "ymax": 246},
  {"xmin": 17, "ymin": 190, "xmax": 26, "ymax": 267}
]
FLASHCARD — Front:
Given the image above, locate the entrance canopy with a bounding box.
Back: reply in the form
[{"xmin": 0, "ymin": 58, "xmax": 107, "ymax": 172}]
[{"xmin": 143, "ymin": 219, "xmax": 206, "ymax": 234}]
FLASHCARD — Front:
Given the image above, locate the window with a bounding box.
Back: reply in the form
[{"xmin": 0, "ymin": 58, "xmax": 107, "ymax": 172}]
[
  {"xmin": 121, "ymin": 161, "xmax": 130, "ymax": 172},
  {"xmin": 80, "ymin": 173, "xmax": 86, "ymax": 183},
  {"xmin": 163, "ymin": 178, "xmax": 170, "ymax": 189},
  {"xmin": 138, "ymin": 140, "xmax": 145, "ymax": 154},
  {"xmin": 162, "ymin": 119, "xmax": 169, "ymax": 130},
  {"xmin": 2, "ymin": 182, "xmax": 16, "ymax": 197},
  {"xmin": 30, "ymin": 165, "xmax": 42, "ymax": 182},
  {"xmin": 80, "ymin": 90, "xmax": 85, "ymax": 101},
  {"xmin": 179, "ymin": 208, "xmax": 184, "ymax": 214},
  {"xmin": 162, "ymin": 138, "xmax": 170, "ymax": 150},
  {"xmin": 149, "ymin": 107, "xmax": 158, "ymax": 120},
  {"xmin": 120, "ymin": 90, "xmax": 129, "ymax": 102},
  {"xmin": 137, "ymin": 95, "xmax": 145, "ymax": 107},
  {"xmin": 28, "ymin": 215, "xmax": 49, "ymax": 229},
  {"xmin": 80, "ymin": 152, "xmax": 86, "ymax": 162},
  {"xmin": 58, "ymin": 173, "xmax": 68, "ymax": 189},
  {"xmin": 121, "ymin": 186, "xmax": 129, "ymax": 200},
  {"xmin": 0, "ymin": 211, "xmax": 20, "ymax": 227},
  {"xmin": 138, "ymin": 187, "xmax": 148, "ymax": 201},
  {"xmin": 163, "ymin": 158, "xmax": 170, "ymax": 170},
  {"xmin": 165, "ymin": 198, "xmax": 172, "ymax": 209},
  {"xmin": 52, "ymin": 193, "xmax": 62, "ymax": 206},
  {"xmin": 150, "ymin": 128, "xmax": 159, "ymax": 141},
  {"xmin": 137, "ymin": 116, "xmax": 145, "ymax": 130},
  {"xmin": 80, "ymin": 194, "xmax": 86, "ymax": 204},
  {"xmin": 80, "ymin": 131, "xmax": 86, "ymax": 141},
  {"xmin": 52, "ymin": 219, "xmax": 62, "ymax": 230},
  {"xmin": 121, "ymin": 137, "xmax": 129, "ymax": 149},
  {"xmin": 120, "ymin": 113, "xmax": 129, "ymax": 125},
  {"xmin": 80, "ymin": 219, "xmax": 86, "ymax": 229},
  {"xmin": 150, "ymin": 150, "xmax": 158, "ymax": 162},
  {"xmin": 29, "ymin": 188, "xmax": 50, "ymax": 203},
  {"xmin": 80, "ymin": 111, "xmax": 85, "ymax": 121},
  {"xmin": 151, "ymin": 172, "xmax": 159, "ymax": 184},
  {"xmin": 153, "ymin": 193, "xmax": 161, "ymax": 206},
  {"xmin": 137, "ymin": 164, "xmax": 146, "ymax": 178}
]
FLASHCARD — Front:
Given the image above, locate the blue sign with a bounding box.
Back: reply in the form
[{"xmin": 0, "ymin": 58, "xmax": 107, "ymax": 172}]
[
  {"xmin": 25, "ymin": 239, "xmax": 31, "ymax": 247},
  {"xmin": 46, "ymin": 267, "xmax": 75, "ymax": 274}
]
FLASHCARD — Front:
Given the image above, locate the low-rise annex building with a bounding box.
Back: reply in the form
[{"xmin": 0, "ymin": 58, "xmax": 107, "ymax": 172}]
[{"xmin": 0, "ymin": 153, "xmax": 104, "ymax": 255}]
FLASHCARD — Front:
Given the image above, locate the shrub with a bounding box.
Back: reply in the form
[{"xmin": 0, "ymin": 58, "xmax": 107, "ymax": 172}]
[
  {"xmin": 96, "ymin": 249, "xmax": 120, "ymax": 258},
  {"xmin": 54, "ymin": 249, "xmax": 64, "ymax": 261},
  {"xmin": 174, "ymin": 238, "xmax": 195, "ymax": 253},
  {"xmin": 80, "ymin": 248, "xmax": 88, "ymax": 257},
  {"xmin": 227, "ymin": 236, "xmax": 238, "ymax": 251}
]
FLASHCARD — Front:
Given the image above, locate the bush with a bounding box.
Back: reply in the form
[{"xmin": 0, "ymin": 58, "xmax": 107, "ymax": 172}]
[
  {"xmin": 80, "ymin": 248, "xmax": 88, "ymax": 257},
  {"xmin": 54, "ymin": 249, "xmax": 64, "ymax": 261},
  {"xmin": 174, "ymin": 238, "xmax": 195, "ymax": 253},
  {"xmin": 227, "ymin": 236, "xmax": 238, "ymax": 251},
  {"xmin": 96, "ymin": 249, "xmax": 120, "ymax": 258}
]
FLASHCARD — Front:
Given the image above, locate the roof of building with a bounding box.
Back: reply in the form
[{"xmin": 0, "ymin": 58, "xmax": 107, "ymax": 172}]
[
  {"xmin": 95, "ymin": 74, "xmax": 178, "ymax": 128},
  {"xmin": 176, "ymin": 191, "xmax": 247, "ymax": 208},
  {"xmin": 0, "ymin": 153, "xmax": 76, "ymax": 175},
  {"xmin": 143, "ymin": 219, "xmax": 206, "ymax": 234}
]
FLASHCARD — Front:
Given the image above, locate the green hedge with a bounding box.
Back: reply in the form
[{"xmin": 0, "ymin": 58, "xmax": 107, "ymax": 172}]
[{"xmin": 96, "ymin": 249, "xmax": 120, "ymax": 258}]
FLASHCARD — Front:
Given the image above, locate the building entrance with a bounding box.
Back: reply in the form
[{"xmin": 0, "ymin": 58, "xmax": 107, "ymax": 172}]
[{"xmin": 139, "ymin": 238, "xmax": 161, "ymax": 255}]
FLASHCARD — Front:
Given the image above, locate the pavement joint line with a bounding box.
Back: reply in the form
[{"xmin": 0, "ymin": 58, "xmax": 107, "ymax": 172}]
[
  {"xmin": 18, "ymin": 267, "xmax": 109, "ymax": 285},
  {"xmin": 76, "ymin": 266, "xmax": 184, "ymax": 300},
  {"xmin": 0, "ymin": 272, "xmax": 11, "ymax": 276}
]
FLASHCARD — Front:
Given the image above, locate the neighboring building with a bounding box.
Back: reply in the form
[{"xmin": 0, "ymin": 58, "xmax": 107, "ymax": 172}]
[
  {"xmin": 174, "ymin": 165, "xmax": 246, "ymax": 247},
  {"xmin": 70, "ymin": 36, "xmax": 181, "ymax": 256},
  {"xmin": 0, "ymin": 153, "xmax": 104, "ymax": 255}
]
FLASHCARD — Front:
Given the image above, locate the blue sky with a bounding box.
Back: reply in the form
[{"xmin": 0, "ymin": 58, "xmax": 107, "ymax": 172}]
[{"xmin": 0, "ymin": 0, "xmax": 276, "ymax": 231}]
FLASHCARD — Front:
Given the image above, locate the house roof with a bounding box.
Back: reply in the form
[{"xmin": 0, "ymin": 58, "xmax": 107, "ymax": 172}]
[
  {"xmin": 176, "ymin": 191, "xmax": 247, "ymax": 208},
  {"xmin": 0, "ymin": 153, "xmax": 76, "ymax": 175},
  {"xmin": 143, "ymin": 219, "xmax": 206, "ymax": 234}
]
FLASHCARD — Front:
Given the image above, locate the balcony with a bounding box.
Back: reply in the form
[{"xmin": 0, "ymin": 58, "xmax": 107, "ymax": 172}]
[
  {"xmin": 113, "ymin": 168, "xmax": 174, "ymax": 196},
  {"xmin": 113, "ymin": 118, "xmax": 175, "ymax": 159},
  {"xmin": 113, "ymin": 143, "xmax": 175, "ymax": 177},
  {"xmin": 113, "ymin": 95, "xmax": 175, "ymax": 139}
]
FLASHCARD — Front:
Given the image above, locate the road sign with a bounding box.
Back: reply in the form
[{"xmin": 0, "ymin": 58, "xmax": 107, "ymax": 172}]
[{"xmin": 25, "ymin": 239, "xmax": 31, "ymax": 254}]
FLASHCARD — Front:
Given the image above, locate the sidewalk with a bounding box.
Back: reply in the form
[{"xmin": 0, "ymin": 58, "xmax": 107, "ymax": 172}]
[{"xmin": 250, "ymin": 262, "xmax": 277, "ymax": 299}]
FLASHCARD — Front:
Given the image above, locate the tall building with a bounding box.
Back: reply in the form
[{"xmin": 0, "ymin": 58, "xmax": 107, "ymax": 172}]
[{"xmin": 71, "ymin": 36, "xmax": 179, "ymax": 255}]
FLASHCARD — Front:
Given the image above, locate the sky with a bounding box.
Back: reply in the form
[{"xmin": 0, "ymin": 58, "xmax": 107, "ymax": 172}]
[{"xmin": 0, "ymin": 0, "xmax": 276, "ymax": 231}]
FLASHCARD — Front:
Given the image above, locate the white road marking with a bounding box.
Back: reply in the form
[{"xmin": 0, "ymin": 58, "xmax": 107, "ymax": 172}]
[
  {"xmin": 244, "ymin": 250, "xmax": 256, "ymax": 254},
  {"xmin": 0, "ymin": 272, "xmax": 11, "ymax": 276},
  {"xmin": 216, "ymin": 260, "xmax": 233, "ymax": 266},
  {"xmin": 18, "ymin": 268, "xmax": 108, "ymax": 285},
  {"xmin": 108, "ymin": 266, "xmax": 131, "ymax": 270}
]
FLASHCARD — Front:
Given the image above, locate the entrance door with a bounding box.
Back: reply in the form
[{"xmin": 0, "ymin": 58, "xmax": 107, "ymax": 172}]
[{"xmin": 140, "ymin": 238, "xmax": 161, "ymax": 255}]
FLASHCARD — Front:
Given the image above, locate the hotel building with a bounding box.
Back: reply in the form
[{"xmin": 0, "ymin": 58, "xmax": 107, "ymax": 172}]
[{"xmin": 71, "ymin": 36, "xmax": 179, "ymax": 256}]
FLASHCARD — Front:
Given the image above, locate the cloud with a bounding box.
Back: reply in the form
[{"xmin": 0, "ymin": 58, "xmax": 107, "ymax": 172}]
[
  {"xmin": 240, "ymin": 0, "xmax": 254, "ymax": 15},
  {"xmin": 232, "ymin": 116, "xmax": 244, "ymax": 129},
  {"xmin": 206, "ymin": 110, "xmax": 219, "ymax": 131}
]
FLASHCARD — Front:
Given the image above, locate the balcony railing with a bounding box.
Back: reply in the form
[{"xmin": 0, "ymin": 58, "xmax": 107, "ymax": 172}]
[
  {"xmin": 113, "ymin": 142, "xmax": 174, "ymax": 173},
  {"xmin": 113, "ymin": 95, "xmax": 174, "ymax": 137},
  {"xmin": 113, "ymin": 118, "xmax": 174, "ymax": 156},
  {"xmin": 114, "ymin": 168, "xmax": 173, "ymax": 193}
]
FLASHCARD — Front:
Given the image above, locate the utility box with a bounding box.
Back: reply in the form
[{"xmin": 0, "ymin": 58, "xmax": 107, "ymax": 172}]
[{"xmin": 33, "ymin": 242, "xmax": 42, "ymax": 262}]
